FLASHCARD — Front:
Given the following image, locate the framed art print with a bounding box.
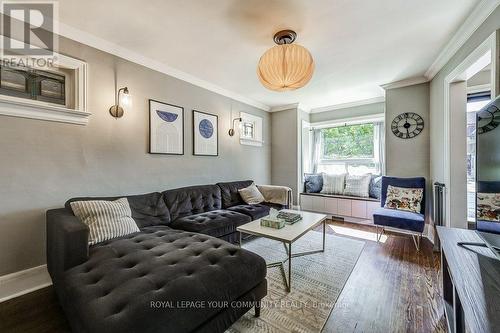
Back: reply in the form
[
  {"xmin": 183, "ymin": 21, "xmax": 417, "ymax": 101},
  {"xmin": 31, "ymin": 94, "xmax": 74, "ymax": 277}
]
[
  {"xmin": 193, "ymin": 110, "xmax": 218, "ymax": 156},
  {"xmin": 149, "ymin": 99, "xmax": 184, "ymax": 155}
]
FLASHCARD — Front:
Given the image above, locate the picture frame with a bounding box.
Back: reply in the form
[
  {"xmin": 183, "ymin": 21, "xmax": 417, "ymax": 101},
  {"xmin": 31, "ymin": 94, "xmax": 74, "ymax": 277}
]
[
  {"xmin": 149, "ymin": 99, "xmax": 184, "ymax": 155},
  {"xmin": 192, "ymin": 110, "xmax": 218, "ymax": 156}
]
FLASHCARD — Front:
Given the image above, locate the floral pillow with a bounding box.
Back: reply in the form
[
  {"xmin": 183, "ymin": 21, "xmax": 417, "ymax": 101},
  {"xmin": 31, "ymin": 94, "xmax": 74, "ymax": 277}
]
[
  {"xmin": 384, "ymin": 185, "xmax": 424, "ymax": 213},
  {"xmin": 477, "ymin": 193, "xmax": 500, "ymax": 222}
]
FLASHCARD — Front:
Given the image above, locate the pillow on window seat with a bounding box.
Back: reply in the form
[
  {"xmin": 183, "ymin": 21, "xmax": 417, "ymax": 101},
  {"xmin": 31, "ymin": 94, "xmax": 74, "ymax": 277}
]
[
  {"xmin": 369, "ymin": 175, "xmax": 382, "ymax": 199},
  {"xmin": 384, "ymin": 185, "xmax": 424, "ymax": 213},
  {"xmin": 321, "ymin": 173, "xmax": 346, "ymax": 195},
  {"xmin": 304, "ymin": 173, "xmax": 323, "ymax": 193},
  {"xmin": 343, "ymin": 174, "xmax": 371, "ymax": 197}
]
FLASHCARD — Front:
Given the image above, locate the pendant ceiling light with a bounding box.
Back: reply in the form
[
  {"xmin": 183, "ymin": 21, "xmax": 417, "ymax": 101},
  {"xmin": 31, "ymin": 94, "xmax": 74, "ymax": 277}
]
[{"xmin": 257, "ymin": 30, "xmax": 314, "ymax": 92}]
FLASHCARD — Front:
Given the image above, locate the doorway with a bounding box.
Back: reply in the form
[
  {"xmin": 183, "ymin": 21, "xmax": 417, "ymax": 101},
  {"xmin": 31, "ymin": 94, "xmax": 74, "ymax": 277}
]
[
  {"xmin": 466, "ymin": 73, "xmax": 492, "ymax": 223},
  {"xmin": 443, "ymin": 31, "xmax": 498, "ymax": 228}
]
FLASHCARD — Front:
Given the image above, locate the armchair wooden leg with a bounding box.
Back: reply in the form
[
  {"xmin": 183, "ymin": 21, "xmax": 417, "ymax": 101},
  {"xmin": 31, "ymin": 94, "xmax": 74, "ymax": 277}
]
[{"xmin": 254, "ymin": 301, "xmax": 261, "ymax": 317}]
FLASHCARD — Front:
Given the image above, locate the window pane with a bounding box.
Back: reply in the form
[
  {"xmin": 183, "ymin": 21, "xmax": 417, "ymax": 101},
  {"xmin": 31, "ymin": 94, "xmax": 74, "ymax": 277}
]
[
  {"xmin": 347, "ymin": 163, "xmax": 378, "ymax": 175},
  {"xmin": 0, "ymin": 65, "xmax": 66, "ymax": 106},
  {"xmin": 321, "ymin": 123, "xmax": 374, "ymax": 159},
  {"xmin": 317, "ymin": 163, "xmax": 346, "ymax": 174}
]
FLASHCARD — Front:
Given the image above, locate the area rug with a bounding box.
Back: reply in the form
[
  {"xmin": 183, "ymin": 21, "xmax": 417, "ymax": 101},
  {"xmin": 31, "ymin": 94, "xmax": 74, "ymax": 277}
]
[{"xmin": 227, "ymin": 231, "xmax": 365, "ymax": 333}]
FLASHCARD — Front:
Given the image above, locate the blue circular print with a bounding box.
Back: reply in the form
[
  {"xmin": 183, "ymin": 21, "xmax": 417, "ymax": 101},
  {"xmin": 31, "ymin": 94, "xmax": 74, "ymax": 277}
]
[{"xmin": 199, "ymin": 119, "xmax": 214, "ymax": 139}]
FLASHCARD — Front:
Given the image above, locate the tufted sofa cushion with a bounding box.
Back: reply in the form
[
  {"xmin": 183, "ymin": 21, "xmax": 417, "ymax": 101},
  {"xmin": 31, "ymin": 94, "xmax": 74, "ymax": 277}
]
[
  {"xmin": 59, "ymin": 226, "xmax": 266, "ymax": 333},
  {"xmin": 65, "ymin": 192, "xmax": 170, "ymax": 228},
  {"xmin": 163, "ymin": 185, "xmax": 222, "ymax": 221},
  {"xmin": 216, "ymin": 180, "xmax": 253, "ymax": 208},
  {"xmin": 170, "ymin": 210, "xmax": 251, "ymax": 238},
  {"xmin": 227, "ymin": 204, "xmax": 270, "ymax": 220}
]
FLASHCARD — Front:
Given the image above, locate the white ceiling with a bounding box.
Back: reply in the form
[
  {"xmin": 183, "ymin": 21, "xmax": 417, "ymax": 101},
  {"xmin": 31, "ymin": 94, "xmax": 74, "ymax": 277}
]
[{"xmin": 58, "ymin": 0, "xmax": 481, "ymax": 111}]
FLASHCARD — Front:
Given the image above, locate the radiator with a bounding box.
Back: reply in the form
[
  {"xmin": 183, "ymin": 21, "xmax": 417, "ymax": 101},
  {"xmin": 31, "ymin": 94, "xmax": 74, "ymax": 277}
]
[{"xmin": 433, "ymin": 182, "xmax": 446, "ymax": 251}]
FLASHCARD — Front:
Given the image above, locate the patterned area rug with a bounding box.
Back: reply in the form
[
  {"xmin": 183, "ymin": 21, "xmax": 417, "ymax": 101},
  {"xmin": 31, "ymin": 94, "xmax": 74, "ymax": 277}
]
[{"xmin": 227, "ymin": 231, "xmax": 365, "ymax": 333}]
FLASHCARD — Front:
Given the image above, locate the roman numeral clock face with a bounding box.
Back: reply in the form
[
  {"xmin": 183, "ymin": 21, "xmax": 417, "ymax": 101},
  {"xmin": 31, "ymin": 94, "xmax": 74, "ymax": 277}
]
[
  {"xmin": 391, "ymin": 112, "xmax": 424, "ymax": 139},
  {"xmin": 477, "ymin": 104, "xmax": 500, "ymax": 135}
]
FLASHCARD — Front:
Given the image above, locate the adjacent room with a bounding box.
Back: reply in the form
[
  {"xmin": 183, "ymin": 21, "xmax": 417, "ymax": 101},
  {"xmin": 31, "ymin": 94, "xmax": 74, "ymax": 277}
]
[{"xmin": 0, "ymin": 1, "xmax": 499, "ymax": 333}]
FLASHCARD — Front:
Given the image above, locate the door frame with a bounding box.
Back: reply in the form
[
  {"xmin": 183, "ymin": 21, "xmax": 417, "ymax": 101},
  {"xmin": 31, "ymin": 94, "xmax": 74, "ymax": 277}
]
[{"xmin": 443, "ymin": 31, "xmax": 498, "ymax": 227}]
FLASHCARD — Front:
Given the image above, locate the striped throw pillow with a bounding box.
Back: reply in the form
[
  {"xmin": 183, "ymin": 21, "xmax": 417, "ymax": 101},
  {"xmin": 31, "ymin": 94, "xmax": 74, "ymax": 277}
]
[
  {"xmin": 70, "ymin": 198, "xmax": 140, "ymax": 245},
  {"xmin": 321, "ymin": 173, "xmax": 346, "ymax": 195}
]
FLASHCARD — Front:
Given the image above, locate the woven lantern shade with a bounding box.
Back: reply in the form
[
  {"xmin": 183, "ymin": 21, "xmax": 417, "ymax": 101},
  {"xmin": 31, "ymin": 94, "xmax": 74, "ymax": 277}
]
[{"xmin": 257, "ymin": 42, "xmax": 314, "ymax": 92}]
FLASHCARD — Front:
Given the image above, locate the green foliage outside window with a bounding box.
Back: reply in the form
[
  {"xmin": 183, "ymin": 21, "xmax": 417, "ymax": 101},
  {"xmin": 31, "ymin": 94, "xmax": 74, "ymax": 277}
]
[{"xmin": 321, "ymin": 123, "xmax": 374, "ymax": 159}]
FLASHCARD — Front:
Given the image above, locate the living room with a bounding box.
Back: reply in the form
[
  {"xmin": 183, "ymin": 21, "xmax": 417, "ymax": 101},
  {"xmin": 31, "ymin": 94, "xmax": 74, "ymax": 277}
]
[{"xmin": 0, "ymin": 1, "xmax": 499, "ymax": 332}]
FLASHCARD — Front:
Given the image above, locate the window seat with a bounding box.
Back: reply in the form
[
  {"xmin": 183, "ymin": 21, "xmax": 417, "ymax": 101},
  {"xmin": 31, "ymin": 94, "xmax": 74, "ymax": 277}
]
[
  {"xmin": 300, "ymin": 192, "xmax": 380, "ymax": 225},
  {"xmin": 300, "ymin": 192, "xmax": 380, "ymax": 202}
]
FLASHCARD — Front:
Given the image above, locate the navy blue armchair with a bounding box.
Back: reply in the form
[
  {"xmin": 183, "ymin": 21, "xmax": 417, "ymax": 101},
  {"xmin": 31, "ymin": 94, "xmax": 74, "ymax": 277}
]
[{"xmin": 373, "ymin": 176, "xmax": 426, "ymax": 250}]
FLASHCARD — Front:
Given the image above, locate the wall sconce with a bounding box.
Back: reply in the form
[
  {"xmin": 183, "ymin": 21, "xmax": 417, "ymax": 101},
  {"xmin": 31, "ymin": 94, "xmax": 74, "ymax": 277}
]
[
  {"xmin": 228, "ymin": 117, "xmax": 242, "ymax": 136},
  {"xmin": 109, "ymin": 87, "xmax": 131, "ymax": 118}
]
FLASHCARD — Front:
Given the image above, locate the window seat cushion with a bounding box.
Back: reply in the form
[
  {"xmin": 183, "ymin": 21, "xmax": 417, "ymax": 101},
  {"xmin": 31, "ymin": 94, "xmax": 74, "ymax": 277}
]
[
  {"xmin": 301, "ymin": 192, "xmax": 380, "ymax": 202},
  {"xmin": 372, "ymin": 207, "xmax": 425, "ymax": 233}
]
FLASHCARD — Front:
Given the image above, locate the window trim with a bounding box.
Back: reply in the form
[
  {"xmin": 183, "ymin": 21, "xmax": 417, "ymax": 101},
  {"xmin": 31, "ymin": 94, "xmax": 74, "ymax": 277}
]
[
  {"xmin": 313, "ymin": 116, "xmax": 384, "ymax": 175},
  {"xmin": 0, "ymin": 44, "xmax": 89, "ymax": 125},
  {"xmin": 239, "ymin": 112, "xmax": 263, "ymax": 146},
  {"xmin": 319, "ymin": 158, "xmax": 375, "ymax": 164}
]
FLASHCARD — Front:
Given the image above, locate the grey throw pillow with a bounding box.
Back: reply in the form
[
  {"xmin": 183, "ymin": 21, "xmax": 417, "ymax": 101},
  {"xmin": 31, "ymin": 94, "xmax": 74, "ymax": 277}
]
[
  {"xmin": 304, "ymin": 173, "xmax": 323, "ymax": 193},
  {"xmin": 344, "ymin": 174, "xmax": 372, "ymax": 197}
]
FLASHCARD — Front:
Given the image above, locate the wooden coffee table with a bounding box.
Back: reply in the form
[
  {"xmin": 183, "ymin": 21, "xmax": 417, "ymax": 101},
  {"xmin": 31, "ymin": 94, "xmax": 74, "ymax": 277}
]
[{"xmin": 237, "ymin": 210, "xmax": 327, "ymax": 292}]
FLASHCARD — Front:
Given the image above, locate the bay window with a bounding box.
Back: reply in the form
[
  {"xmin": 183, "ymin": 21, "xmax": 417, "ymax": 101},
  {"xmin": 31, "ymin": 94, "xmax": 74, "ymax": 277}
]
[{"xmin": 311, "ymin": 121, "xmax": 385, "ymax": 175}]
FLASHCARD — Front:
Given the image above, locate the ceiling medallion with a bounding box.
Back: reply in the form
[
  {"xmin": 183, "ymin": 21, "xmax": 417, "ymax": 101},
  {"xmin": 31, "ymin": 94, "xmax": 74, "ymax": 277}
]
[{"xmin": 257, "ymin": 30, "xmax": 315, "ymax": 92}]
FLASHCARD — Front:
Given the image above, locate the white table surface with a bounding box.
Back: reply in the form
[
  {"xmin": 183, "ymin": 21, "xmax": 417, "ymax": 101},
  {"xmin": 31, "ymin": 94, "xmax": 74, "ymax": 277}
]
[{"xmin": 237, "ymin": 209, "xmax": 327, "ymax": 243}]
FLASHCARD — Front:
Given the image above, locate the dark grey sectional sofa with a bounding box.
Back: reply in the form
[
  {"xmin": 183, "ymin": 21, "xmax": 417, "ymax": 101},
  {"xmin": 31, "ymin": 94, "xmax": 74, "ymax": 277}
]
[{"xmin": 46, "ymin": 180, "xmax": 285, "ymax": 333}]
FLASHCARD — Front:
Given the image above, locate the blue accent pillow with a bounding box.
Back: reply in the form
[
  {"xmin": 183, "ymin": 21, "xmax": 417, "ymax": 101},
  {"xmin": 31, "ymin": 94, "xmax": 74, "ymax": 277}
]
[
  {"xmin": 304, "ymin": 173, "xmax": 323, "ymax": 193},
  {"xmin": 369, "ymin": 175, "xmax": 382, "ymax": 199}
]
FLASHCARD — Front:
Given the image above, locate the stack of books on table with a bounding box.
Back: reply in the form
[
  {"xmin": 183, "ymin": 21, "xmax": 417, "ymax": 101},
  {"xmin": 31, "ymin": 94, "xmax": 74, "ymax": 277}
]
[
  {"xmin": 260, "ymin": 216, "xmax": 285, "ymax": 229},
  {"xmin": 277, "ymin": 212, "xmax": 303, "ymax": 224}
]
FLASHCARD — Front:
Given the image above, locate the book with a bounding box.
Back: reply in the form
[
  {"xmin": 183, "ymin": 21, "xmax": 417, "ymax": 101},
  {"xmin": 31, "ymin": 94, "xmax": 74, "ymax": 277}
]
[
  {"xmin": 277, "ymin": 212, "xmax": 302, "ymax": 224},
  {"xmin": 260, "ymin": 217, "xmax": 286, "ymax": 229}
]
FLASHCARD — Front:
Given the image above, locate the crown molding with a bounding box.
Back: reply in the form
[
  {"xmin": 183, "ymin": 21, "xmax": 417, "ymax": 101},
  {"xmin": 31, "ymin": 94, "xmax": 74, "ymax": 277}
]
[
  {"xmin": 309, "ymin": 96, "xmax": 385, "ymax": 114},
  {"xmin": 56, "ymin": 22, "xmax": 270, "ymax": 112},
  {"xmin": 380, "ymin": 76, "xmax": 429, "ymax": 90},
  {"xmin": 425, "ymin": 0, "xmax": 500, "ymax": 80},
  {"xmin": 269, "ymin": 103, "xmax": 300, "ymax": 112}
]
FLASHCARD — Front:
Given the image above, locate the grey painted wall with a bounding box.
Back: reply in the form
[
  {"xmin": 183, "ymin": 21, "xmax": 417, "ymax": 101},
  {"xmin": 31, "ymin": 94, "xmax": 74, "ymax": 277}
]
[
  {"xmin": 385, "ymin": 82, "xmax": 431, "ymax": 227},
  {"xmin": 0, "ymin": 37, "xmax": 271, "ymax": 275},
  {"xmin": 385, "ymin": 83, "xmax": 430, "ymax": 179},
  {"xmin": 271, "ymin": 108, "xmax": 300, "ymax": 204},
  {"xmin": 309, "ymin": 102, "xmax": 385, "ymax": 123}
]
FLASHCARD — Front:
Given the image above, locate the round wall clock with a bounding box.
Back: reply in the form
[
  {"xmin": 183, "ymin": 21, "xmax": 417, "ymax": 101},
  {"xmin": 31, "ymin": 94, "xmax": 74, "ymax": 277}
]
[
  {"xmin": 477, "ymin": 103, "xmax": 500, "ymax": 134},
  {"xmin": 391, "ymin": 112, "xmax": 424, "ymax": 139}
]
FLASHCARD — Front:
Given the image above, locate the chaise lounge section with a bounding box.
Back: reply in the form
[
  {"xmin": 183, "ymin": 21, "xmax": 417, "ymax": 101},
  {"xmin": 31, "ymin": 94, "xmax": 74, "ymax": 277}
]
[{"xmin": 46, "ymin": 180, "xmax": 290, "ymax": 333}]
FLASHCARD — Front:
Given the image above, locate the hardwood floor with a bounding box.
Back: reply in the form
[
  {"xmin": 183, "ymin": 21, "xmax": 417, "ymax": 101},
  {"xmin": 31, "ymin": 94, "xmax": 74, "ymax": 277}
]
[
  {"xmin": 321, "ymin": 221, "xmax": 447, "ymax": 333},
  {"xmin": 0, "ymin": 285, "xmax": 70, "ymax": 332},
  {"xmin": 0, "ymin": 221, "xmax": 446, "ymax": 333}
]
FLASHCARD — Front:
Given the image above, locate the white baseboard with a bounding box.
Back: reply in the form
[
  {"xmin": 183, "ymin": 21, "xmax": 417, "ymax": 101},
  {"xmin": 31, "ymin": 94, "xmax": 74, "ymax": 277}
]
[{"xmin": 0, "ymin": 265, "xmax": 52, "ymax": 303}]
